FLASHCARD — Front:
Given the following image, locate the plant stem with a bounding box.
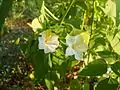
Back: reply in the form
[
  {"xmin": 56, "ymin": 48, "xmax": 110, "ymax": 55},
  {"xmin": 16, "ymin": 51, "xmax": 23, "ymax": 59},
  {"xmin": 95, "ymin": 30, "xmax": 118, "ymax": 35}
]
[
  {"xmin": 60, "ymin": 0, "xmax": 76, "ymax": 24},
  {"xmin": 87, "ymin": 0, "xmax": 95, "ymax": 63},
  {"xmin": 44, "ymin": 6, "xmax": 59, "ymax": 21}
]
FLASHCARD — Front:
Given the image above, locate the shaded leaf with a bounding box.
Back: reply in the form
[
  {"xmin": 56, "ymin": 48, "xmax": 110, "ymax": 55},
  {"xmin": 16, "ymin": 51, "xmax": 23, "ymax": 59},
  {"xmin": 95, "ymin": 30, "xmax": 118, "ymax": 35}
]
[
  {"xmin": 58, "ymin": 60, "xmax": 68, "ymax": 77},
  {"xmin": 65, "ymin": 19, "xmax": 82, "ymax": 28},
  {"xmin": 83, "ymin": 83, "xmax": 89, "ymax": 90},
  {"xmin": 79, "ymin": 59, "xmax": 107, "ymax": 76},
  {"xmin": 111, "ymin": 61, "xmax": 120, "ymax": 76},
  {"xmin": 70, "ymin": 79, "xmax": 80, "ymax": 90},
  {"xmin": 0, "ymin": 0, "xmax": 14, "ymax": 30},
  {"xmin": 95, "ymin": 78, "xmax": 118, "ymax": 90}
]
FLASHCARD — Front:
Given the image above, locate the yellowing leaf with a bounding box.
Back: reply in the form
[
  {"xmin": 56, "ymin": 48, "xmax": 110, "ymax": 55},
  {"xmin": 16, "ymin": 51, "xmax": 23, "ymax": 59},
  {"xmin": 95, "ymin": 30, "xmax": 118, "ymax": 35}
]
[
  {"xmin": 15, "ymin": 38, "xmax": 20, "ymax": 45},
  {"xmin": 105, "ymin": 0, "xmax": 116, "ymax": 17},
  {"xmin": 107, "ymin": 32, "xmax": 120, "ymax": 54},
  {"xmin": 29, "ymin": 72, "xmax": 35, "ymax": 80},
  {"xmin": 27, "ymin": 18, "xmax": 43, "ymax": 32}
]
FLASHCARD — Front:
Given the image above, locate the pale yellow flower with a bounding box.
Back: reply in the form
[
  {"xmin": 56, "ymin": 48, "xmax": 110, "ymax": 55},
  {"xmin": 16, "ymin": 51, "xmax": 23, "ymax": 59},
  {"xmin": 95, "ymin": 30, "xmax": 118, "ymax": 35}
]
[
  {"xmin": 27, "ymin": 18, "xmax": 43, "ymax": 32},
  {"xmin": 38, "ymin": 30, "xmax": 59, "ymax": 53},
  {"xmin": 65, "ymin": 34, "xmax": 87, "ymax": 60}
]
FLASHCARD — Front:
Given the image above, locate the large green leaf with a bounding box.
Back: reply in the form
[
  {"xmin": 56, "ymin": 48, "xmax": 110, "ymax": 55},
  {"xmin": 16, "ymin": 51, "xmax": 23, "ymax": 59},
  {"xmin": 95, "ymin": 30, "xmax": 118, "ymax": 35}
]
[
  {"xmin": 79, "ymin": 59, "xmax": 107, "ymax": 76},
  {"xmin": 95, "ymin": 78, "xmax": 118, "ymax": 90},
  {"xmin": 0, "ymin": 0, "xmax": 14, "ymax": 30},
  {"xmin": 30, "ymin": 39, "xmax": 49, "ymax": 80},
  {"xmin": 70, "ymin": 79, "xmax": 81, "ymax": 90},
  {"xmin": 58, "ymin": 60, "xmax": 68, "ymax": 77},
  {"xmin": 111, "ymin": 61, "xmax": 120, "ymax": 76},
  {"xmin": 83, "ymin": 83, "xmax": 89, "ymax": 90},
  {"xmin": 32, "ymin": 50, "xmax": 49, "ymax": 80}
]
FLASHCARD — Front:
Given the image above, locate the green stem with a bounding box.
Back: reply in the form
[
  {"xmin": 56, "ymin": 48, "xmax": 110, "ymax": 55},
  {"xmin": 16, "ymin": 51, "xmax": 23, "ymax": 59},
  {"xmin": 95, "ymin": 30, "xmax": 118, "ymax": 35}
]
[
  {"xmin": 87, "ymin": 0, "xmax": 95, "ymax": 63},
  {"xmin": 60, "ymin": 0, "xmax": 76, "ymax": 24},
  {"xmin": 44, "ymin": 6, "xmax": 59, "ymax": 21}
]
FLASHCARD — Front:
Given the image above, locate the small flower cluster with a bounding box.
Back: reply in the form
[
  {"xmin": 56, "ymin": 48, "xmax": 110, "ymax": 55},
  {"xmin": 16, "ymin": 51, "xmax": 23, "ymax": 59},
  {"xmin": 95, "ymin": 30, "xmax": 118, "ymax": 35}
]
[
  {"xmin": 38, "ymin": 30, "xmax": 87, "ymax": 60},
  {"xmin": 28, "ymin": 17, "xmax": 88, "ymax": 60}
]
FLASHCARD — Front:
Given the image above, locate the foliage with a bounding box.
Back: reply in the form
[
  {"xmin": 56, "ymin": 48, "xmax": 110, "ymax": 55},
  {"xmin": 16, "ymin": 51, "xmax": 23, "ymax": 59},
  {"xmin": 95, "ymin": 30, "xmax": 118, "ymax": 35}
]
[{"xmin": 0, "ymin": 0, "xmax": 120, "ymax": 90}]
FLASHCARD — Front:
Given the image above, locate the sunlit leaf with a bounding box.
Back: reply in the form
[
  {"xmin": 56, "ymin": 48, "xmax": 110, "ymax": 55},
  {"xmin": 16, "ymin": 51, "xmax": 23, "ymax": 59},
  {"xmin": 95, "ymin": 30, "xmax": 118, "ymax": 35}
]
[
  {"xmin": 45, "ymin": 79, "xmax": 53, "ymax": 90},
  {"xmin": 15, "ymin": 38, "xmax": 20, "ymax": 45},
  {"xmin": 97, "ymin": 51, "xmax": 120, "ymax": 64},
  {"xmin": 116, "ymin": 0, "xmax": 120, "ymax": 25},
  {"xmin": 105, "ymin": 0, "xmax": 116, "ymax": 17},
  {"xmin": 107, "ymin": 32, "xmax": 120, "ymax": 55}
]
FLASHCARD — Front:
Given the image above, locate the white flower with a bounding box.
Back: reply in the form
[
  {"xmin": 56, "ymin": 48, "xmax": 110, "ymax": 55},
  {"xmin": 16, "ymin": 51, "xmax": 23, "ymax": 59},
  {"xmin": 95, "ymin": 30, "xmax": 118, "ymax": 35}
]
[
  {"xmin": 38, "ymin": 30, "xmax": 59, "ymax": 53},
  {"xmin": 65, "ymin": 34, "xmax": 87, "ymax": 60}
]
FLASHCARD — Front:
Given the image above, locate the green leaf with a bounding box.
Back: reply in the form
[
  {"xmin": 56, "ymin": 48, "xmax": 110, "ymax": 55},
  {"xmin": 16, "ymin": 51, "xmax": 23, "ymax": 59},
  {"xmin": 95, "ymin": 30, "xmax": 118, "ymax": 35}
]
[
  {"xmin": 58, "ymin": 60, "xmax": 68, "ymax": 77},
  {"xmin": 45, "ymin": 79, "xmax": 53, "ymax": 90},
  {"xmin": 83, "ymin": 83, "xmax": 89, "ymax": 90},
  {"xmin": 30, "ymin": 40, "xmax": 49, "ymax": 80},
  {"xmin": 116, "ymin": 0, "xmax": 120, "ymax": 25},
  {"xmin": 79, "ymin": 59, "xmax": 107, "ymax": 76},
  {"xmin": 95, "ymin": 78, "xmax": 118, "ymax": 90},
  {"xmin": 0, "ymin": 0, "xmax": 14, "ymax": 30},
  {"xmin": 97, "ymin": 51, "xmax": 120, "ymax": 64},
  {"xmin": 107, "ymin": 32, "xmax": 120, "ymax": 55},
  {"xmin": 75, "ymin": 0, "xmax": 88, "ymax": 10},
  {"xmin": 70, "ymin": 79, "xmax": 81, "ymax": 90},
  {"xmin": 92, "ymin": 37, "xmax": 106, "ymax": 49},
  {"xmin": 97, "ymin": 51, "xmax": 119, "ymax": 59},
  {"xmin": 67, "ymin": 6, "xmax": 77, "ymax": 18},
  {"xmin": 65, "ymin": 19, "xmax": 82, "ymax": 28},
  {"xmin": 111, "ymin": 61, "xmax": 120, "ymax": 76},
  {"xmin": 32, "ymin": 50, "xmax": 49, "ymax": 80},
  {"xmin": 15, "ymin": 38, "xmax": 20, "ymax": 45}
]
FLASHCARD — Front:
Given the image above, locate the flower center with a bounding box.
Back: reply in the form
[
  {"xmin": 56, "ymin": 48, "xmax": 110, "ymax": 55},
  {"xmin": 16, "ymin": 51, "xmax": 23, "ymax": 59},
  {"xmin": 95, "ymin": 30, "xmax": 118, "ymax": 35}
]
[{"xmin": 72, "ymin": 43, "xmax": 77, "ymax": 50}]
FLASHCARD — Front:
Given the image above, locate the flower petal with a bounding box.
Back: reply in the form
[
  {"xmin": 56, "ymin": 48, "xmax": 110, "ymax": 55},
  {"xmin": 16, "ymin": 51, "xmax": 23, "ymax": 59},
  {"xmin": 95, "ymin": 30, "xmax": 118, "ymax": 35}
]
[
  {"xmin": 44, "ymin": 45, "xmax": 56, "ymax": 53},
  {"xmin": 74, "ymin": 43, "xmax": 88, "ymax": 53},
  {"xmin": 38, "ymin": 30, "xmax": 59, "ymax": 53},
  {"xmin": 32, "ymin": 18, "xmax": 42, "ymax": 29},
  {"xmin": 75, "ymin": 35, "xmax": 84, "ymax": 45},
  {"xmin": 66, "ymin": 35, "xmax": 75, "ymax": 45},
  {"xmin": 42, "ymin": 30, "xmax": 53, "ymax": 40},
  {"xmin": 75, "ymin": 52, "xmax": 83, "ymax": 60},
  {"xmin": 65, "ymin": 47, "xmax": 75, "ymax": 56},
  {"xmin": 47, "ymin": 36, "xmax": 59, "ymax": 45},
  {"xmin": 38, "ymin": 37, "xmax": 44, "ymax": 49}
]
